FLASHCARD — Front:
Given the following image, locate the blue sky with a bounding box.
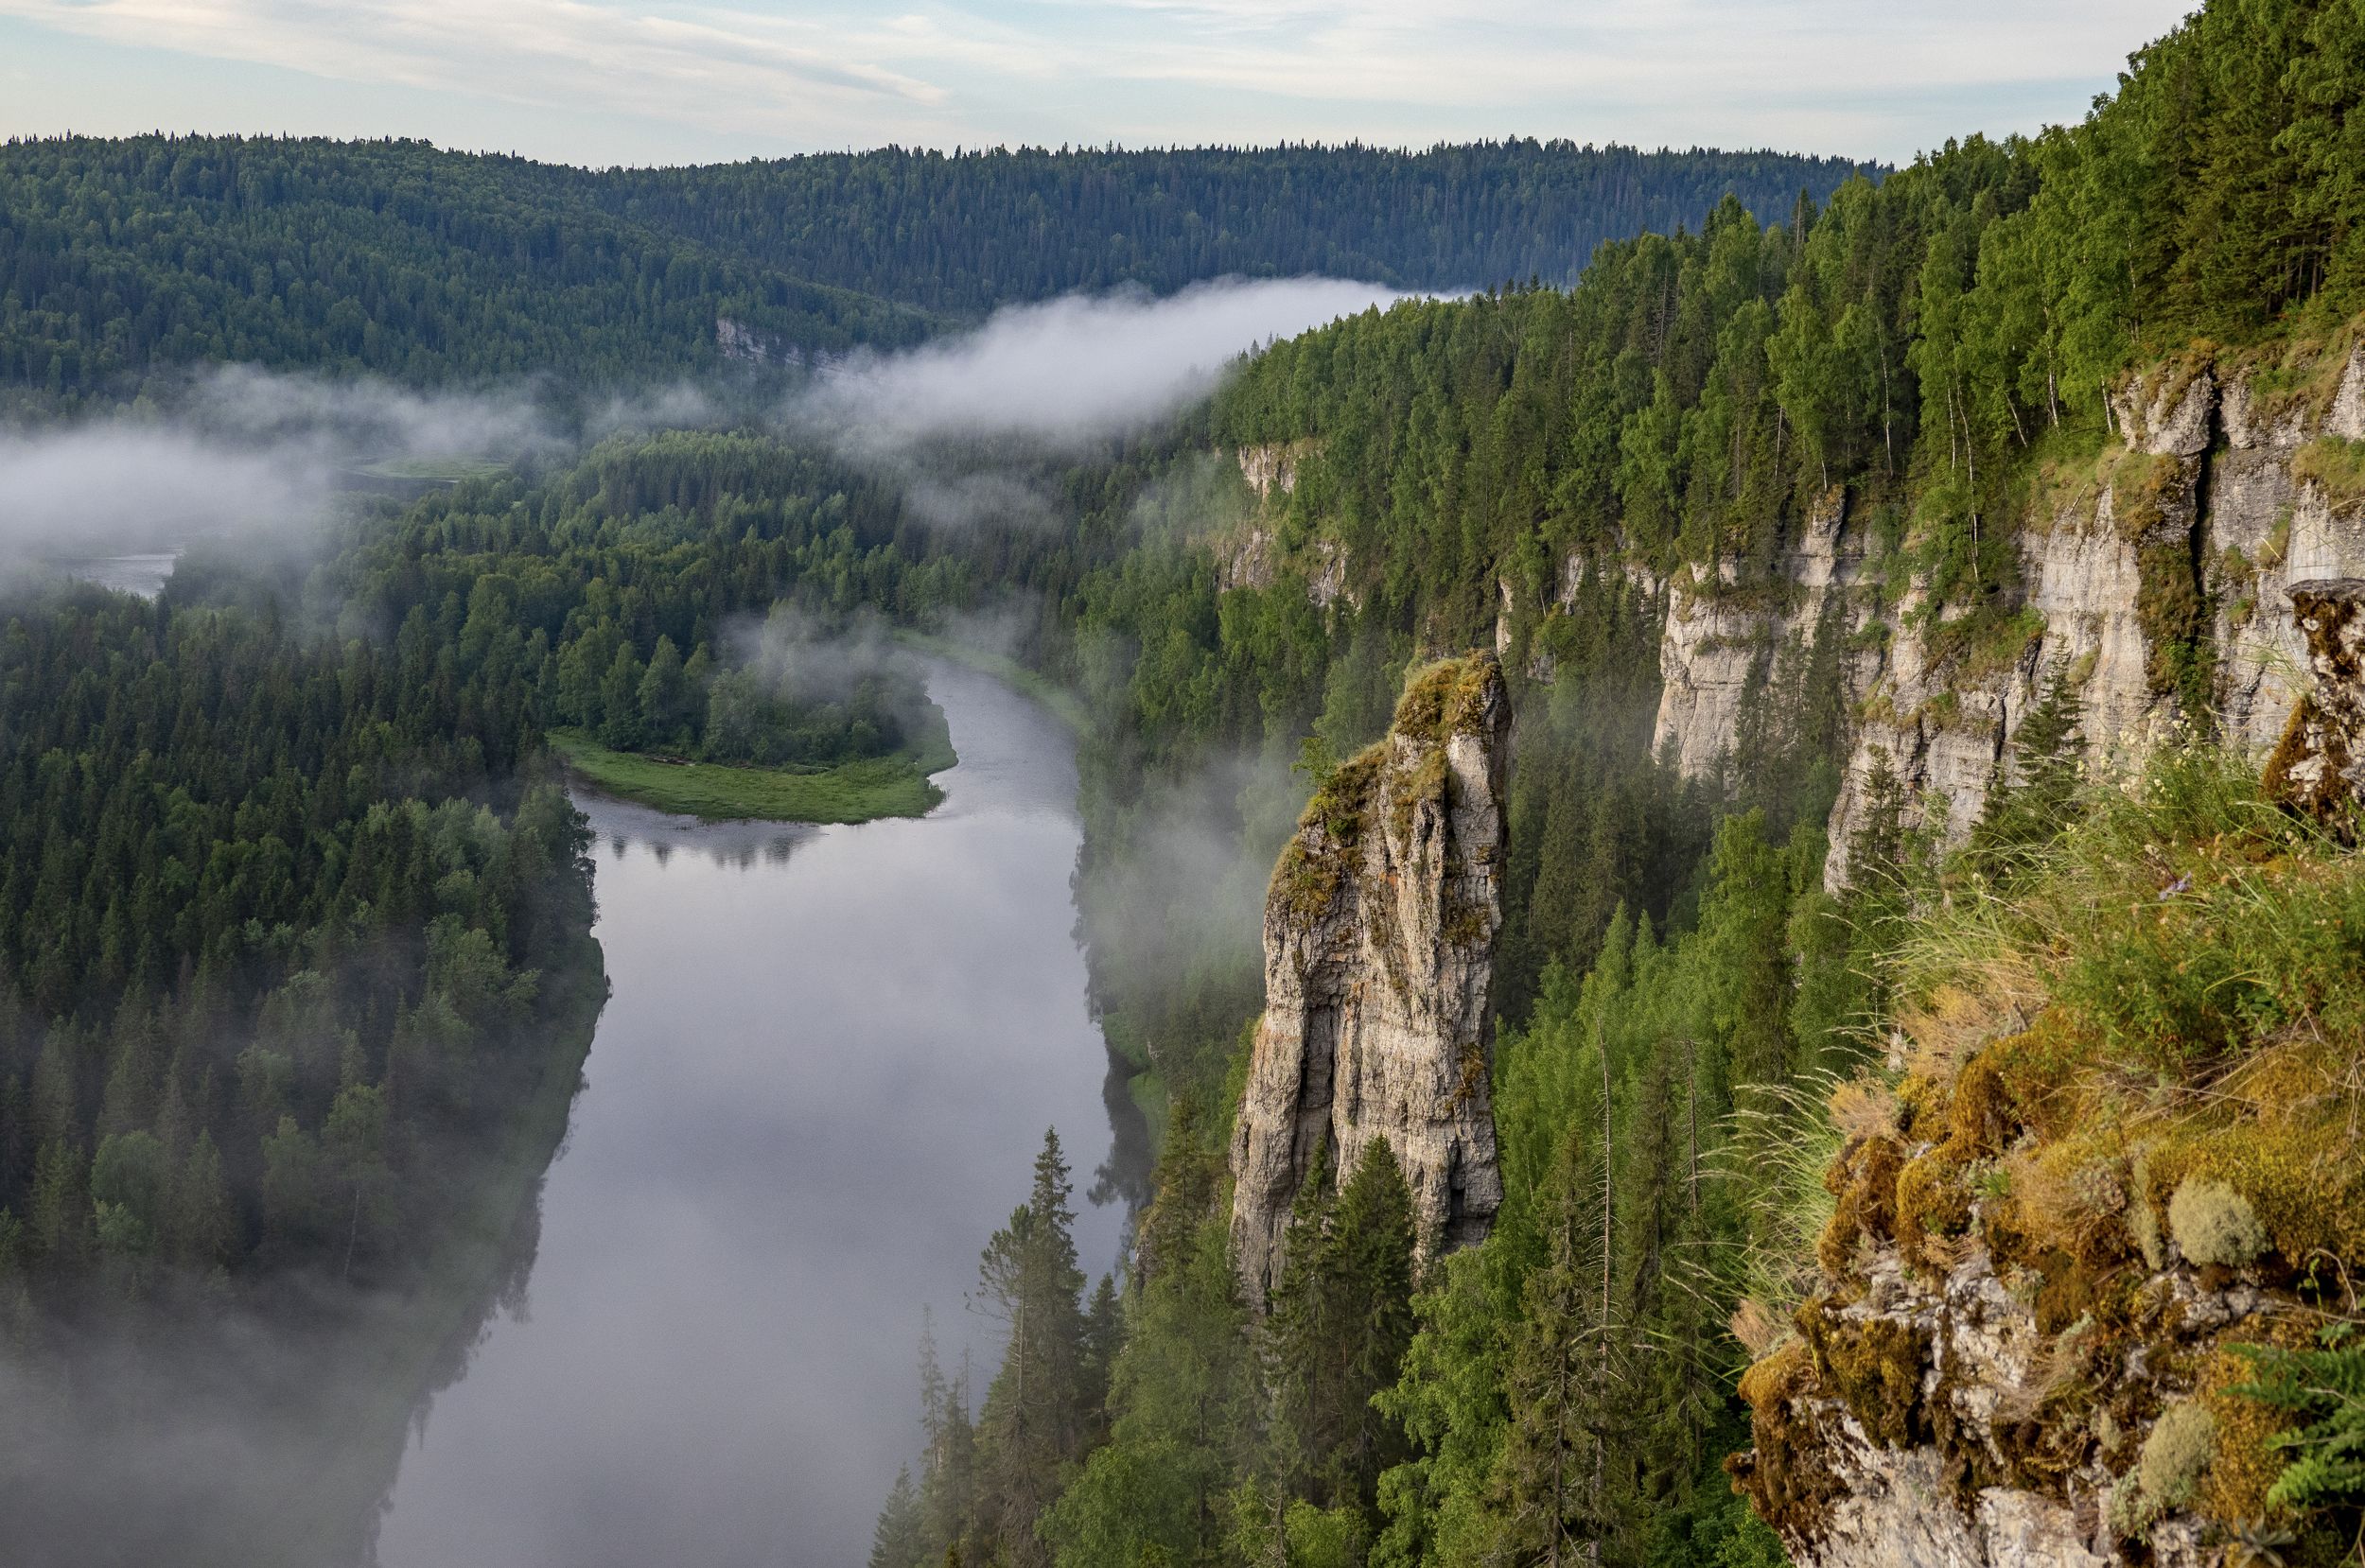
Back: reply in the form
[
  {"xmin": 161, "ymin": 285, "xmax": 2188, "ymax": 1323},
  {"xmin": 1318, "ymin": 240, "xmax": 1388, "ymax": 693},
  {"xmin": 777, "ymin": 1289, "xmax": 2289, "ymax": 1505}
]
[{"xmin": 0, "ymin": 1, "xmax": 2195, "ymax": 169}]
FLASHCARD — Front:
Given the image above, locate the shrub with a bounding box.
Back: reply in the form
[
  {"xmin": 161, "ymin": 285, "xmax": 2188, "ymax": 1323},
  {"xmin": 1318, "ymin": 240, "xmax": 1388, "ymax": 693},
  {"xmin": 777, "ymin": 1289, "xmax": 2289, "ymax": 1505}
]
[
  {"xmin": 2233, "ymin": 1321, "xmax": 2365, "ymax": 1519},
  {"xmin": 2169, "ymin": 1177, "xmax": 2269, "ymax": 1268},
  {"xmin": 2139, "ymin": 1399, "xmax": 2217, "ymax": 1511}
]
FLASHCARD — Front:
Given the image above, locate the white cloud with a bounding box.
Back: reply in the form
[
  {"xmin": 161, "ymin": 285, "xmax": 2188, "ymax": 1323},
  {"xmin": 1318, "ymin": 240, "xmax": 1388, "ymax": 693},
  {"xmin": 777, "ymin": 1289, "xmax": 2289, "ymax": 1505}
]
[
  {"xmin": 0, "ymin": 367, "xmax": 576, "ymax": 566},
  {"xmin": 0, "ymin": 0, "xmax": 954, "ymax": 139},
  {"xmin": 0, "ymin": 0, "xmax": 2196, "ymax": 162}
]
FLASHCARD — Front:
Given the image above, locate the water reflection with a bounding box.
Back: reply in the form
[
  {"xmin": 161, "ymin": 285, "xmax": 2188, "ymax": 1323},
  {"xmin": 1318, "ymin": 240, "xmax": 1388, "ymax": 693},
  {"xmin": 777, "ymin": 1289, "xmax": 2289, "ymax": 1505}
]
[
  {"xmin": 0, "ymin": 1040, "xmax": 573, "ymax": 1568},
  {"xmin": 374, "ymin": 661, "xmax": 1124, "ymax": 1568},
  {"xmin": 592, "ymin": 800, "xmax": 818, "ymax": 872}
]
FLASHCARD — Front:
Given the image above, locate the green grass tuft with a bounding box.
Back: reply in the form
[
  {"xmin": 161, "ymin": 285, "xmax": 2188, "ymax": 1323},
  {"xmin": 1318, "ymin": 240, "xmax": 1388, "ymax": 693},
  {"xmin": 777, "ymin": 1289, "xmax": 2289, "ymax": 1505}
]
[{"xmin": 546, "ymin": 723, "xmax": 952, "ymax": 824}]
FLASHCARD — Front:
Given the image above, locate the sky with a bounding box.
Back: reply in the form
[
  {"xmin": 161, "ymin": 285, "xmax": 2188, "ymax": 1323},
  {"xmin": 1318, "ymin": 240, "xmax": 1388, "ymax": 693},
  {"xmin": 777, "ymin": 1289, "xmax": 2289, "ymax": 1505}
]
[{"xmin": 0, "ymin": 1, "xmax": 2193, "ymax": 170}]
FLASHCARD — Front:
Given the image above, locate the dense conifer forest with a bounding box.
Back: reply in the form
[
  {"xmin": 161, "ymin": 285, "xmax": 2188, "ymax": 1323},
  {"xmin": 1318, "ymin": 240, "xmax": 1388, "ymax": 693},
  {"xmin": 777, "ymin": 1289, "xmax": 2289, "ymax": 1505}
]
[
  {"xmin": 580, "ymin": 143, "xmax": 1883, "ymax": 313},
  {"xmin": 6, "ymin": 0, "xmax": 2365, "ymax": 1561},
  {"xmin": 0, "ymin": 582, "xmax": 600, "ymax": 1325},
  {"xmin": 0, "ymin": 135, "xmax": 1872, "ymax": 398}
]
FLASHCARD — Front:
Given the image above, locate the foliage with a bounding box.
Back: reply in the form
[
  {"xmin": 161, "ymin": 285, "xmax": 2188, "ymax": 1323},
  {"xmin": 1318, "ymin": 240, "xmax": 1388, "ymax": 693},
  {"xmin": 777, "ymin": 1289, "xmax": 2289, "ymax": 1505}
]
[
  {"xmin": 0, "ymin": 135, "xmax": 1881, "ymax": 400},
  {"xmin": 572, "ymin": 143, "xmax": 1881, "ymax": 314},
  {"xmin": 0, "ymin": 583, "xmax": 600, "ymax": 1320},
  {"xmin": 0, "ymin": 135, "xmax": 928, "ymax": 397},
  {"xmin": 2234, "ymin": 1322, "xmax": 2365, "ymax": 1520}
]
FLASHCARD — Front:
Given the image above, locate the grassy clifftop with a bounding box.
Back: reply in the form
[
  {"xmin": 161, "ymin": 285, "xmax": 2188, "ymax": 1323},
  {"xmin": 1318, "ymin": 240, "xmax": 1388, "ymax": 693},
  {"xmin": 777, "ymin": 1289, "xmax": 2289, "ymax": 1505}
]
[{"xmin": 1738, "ymin": 745, "xmax": 2365, "ymax": 1561}]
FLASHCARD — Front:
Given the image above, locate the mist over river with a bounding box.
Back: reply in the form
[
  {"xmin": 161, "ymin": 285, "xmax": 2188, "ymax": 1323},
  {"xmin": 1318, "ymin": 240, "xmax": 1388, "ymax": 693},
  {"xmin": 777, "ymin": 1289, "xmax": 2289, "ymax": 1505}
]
[{"xmin": 374, "ymin": 661, "xmax": 1130, "ymax": 1568}]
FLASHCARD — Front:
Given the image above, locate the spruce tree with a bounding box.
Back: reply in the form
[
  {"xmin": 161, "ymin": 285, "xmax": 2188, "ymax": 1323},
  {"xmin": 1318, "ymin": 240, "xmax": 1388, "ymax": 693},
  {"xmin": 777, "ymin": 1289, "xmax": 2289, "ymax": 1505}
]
[
  {"xmin": 868, "ymin": 1467, "xmax": 927, "ymax": 1568},
  {"xmin": 1971, "ymin": 666, "xmax": 2085, "ymax": 869},
  {"xmin": 599, "ymin": 643, "xmax": 648, "ymax": 750},
  {"xmin": 1267, "ymin": 1137, "xmax": 1417, "ymax": 1513},
  {"xmin": 970, "ymin": 1129, "xmax": 1092, "ymax": 1568},
  {"xmin": 1498, "ymin": 1126, "xmax": 1625, "ymax": 1568},
  {"xmin": 170, "ymin": 1131, "xmax": 236, "ymax": 1273},
  {"xmin": 915, "ymin": 1313, "xmax": 976, "ymax": 1564}
]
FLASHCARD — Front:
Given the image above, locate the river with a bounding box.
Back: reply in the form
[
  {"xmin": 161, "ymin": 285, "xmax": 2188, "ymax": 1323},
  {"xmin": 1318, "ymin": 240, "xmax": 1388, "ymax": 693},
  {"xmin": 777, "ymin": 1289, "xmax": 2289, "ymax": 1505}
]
[{"xmin": 373, "ymin": 661, "xmax": 1129, "ymax": 1568}]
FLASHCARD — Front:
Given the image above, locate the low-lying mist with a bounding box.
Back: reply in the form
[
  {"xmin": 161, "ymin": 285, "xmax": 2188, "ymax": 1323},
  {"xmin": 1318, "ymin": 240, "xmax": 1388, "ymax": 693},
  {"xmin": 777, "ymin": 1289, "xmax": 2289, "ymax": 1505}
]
[
  {"xmin": 797, "ymin": 277, "xmax": 1406, "ymax": 453},
  {"xmin": 0, "ymin": 276, "xmax": 1408, "ymax": 578}
]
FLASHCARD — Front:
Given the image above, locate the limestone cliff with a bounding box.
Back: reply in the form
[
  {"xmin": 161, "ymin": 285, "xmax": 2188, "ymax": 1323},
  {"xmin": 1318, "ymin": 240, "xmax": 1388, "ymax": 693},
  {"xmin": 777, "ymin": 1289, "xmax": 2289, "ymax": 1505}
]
[
  {"xmin": 1638, "ymin": 346, "xmax": 2365, "ymax": 889},
  {"xmin": 1652, "ymin": 487, "xmax": 1866, "ymax": 778},
  {"xmin": 2263, "ymin": 578, "xmax": 2365, "ymax": 823},
  {"xmin": 1229, "ymin": 654, "xmax": 1511, "ymax": 1305},
  {"xmin": 1216, "ymin": 443, "xmax": 1350, "ymax": 606}
]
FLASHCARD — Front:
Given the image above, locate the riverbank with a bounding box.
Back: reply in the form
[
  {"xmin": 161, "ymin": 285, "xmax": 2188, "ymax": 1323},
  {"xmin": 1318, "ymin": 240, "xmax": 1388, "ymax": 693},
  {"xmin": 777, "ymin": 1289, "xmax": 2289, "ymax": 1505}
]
[
  {"xmin": 299, "ymin": 937, "xmax": 610, "ymax": 1563},
  {"xmin": 4, "ymin": 935, "xmax": 612, "ymax": 1568},
  {"xmin": 892, "ymin": 630, "xmax": 1088, "ymax": 733},
  {"xmin": 545, "ymin": 710, "xmax": 955, "ymax": 825}
]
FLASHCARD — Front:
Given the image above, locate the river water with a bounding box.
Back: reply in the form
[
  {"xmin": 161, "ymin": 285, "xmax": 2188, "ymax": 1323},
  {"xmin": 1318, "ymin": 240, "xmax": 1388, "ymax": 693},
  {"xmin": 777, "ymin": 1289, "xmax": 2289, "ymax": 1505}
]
[{"xmin": 374, "ymin": 662, "xmax": 1128, "ymax": 1568}]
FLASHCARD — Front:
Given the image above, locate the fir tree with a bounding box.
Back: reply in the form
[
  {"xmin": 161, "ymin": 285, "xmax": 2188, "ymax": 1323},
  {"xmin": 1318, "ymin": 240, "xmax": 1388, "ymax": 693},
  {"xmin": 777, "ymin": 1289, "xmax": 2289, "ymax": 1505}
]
[
  {"xmin": 915, "ymin": 1312, "xmax": 977, "ymax": 1565},
  {"xmin": 970, "ymin": 1130, "xmax": 1093, "ymax": 1568},
  {"xmin": 869, "ymin": 1467, "xmax": 927, "ymax": 1568},
  {"xmin": 1971, "ymin": 666, "xmax": 2086, "ymax": 869},
  {"xmin": 1267, "ymin": 1137, "xmax": 1417, "ymax": 1513}
]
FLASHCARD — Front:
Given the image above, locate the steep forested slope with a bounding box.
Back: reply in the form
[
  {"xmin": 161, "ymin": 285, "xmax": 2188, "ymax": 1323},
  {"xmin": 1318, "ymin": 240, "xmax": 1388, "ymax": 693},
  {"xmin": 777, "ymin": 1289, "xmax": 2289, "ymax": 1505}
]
[
  {"xmin": 0, "ymin": 135, "xmax": 932, "ymax": 397},
  {"xmin": 585, "ymin": 143, "xmax": 1880, "ymax": 312},
  {"xmin": 857, "ymin": 3, "xmax": 2365, "ymax": 1565}
]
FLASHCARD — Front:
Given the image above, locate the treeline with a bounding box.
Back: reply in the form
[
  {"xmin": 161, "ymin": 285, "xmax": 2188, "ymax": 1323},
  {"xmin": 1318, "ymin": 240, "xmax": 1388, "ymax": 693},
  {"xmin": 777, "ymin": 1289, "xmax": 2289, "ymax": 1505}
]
[
  {"xmin": 1217, "ymin": 0, "xmax": 2365, "ymax": 648},
  {"xmin": 0, "ymin": 134, "xmax": 930, "ymax": 399},
  {"xmin": 584, "ymin": 143, "xmax": 1882, "ymax": 314},
  {"xmin": 0, "ymin": 134, "xmax": 1880, "ymax": 401},
  {"xmin": 0, "ymin": 586, "xmax": 598, "ymax": 1323},
  {"xmin": 317, "ymin": 432, "xmax": 969, "ymax": 775}
]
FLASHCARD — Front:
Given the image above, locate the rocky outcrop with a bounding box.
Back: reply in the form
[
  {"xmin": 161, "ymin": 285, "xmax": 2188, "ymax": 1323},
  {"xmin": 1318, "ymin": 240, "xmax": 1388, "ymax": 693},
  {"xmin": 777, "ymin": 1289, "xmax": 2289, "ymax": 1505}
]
[
  {"xmin": 1819, "ymin": 350, "xmax": 2365, "ymax": 888},
  {"xmin": 1654, "ymin": 488, "xmax": 1864, "ymax": 778},
  {"xmin": 1238, "ymin": 441, "xmax": 1309, "ymax": 499},
  {"xmin": 2263, "ymin": 577, "xmax": 2365, "ymax": 824},
  {"xmin": 1218, "ymin": 443, "xmax": 1351, "ymax": 606},
  {"xmin": 1733, "ymin": 1073, "xmax": 2306, "ymax": 1568},
  {"xmin": 1229, "ymin": 654, "xmax": 1511, "ymax": 1305},
  {"xmin": 715, "ymin": 316, "xmax": 795, "ymax": 366}
]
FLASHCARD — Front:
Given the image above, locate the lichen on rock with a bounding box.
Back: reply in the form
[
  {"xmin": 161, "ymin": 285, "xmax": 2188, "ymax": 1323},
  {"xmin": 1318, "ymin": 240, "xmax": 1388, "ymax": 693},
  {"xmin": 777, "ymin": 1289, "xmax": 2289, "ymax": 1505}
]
[
  {"xmin": 1228, "ymin": 653, "xmax": 1511, "ymax": 1305},
  {"xmin": 2262, "ymin": 578, "xmax": 2365, "ymax": 828}
]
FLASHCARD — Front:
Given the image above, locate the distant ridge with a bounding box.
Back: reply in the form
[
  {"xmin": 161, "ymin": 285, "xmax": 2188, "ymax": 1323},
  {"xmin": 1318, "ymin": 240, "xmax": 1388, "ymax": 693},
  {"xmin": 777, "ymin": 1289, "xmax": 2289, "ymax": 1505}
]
[
  {"xmin": 0, "ymin": 135, "xmax": 1881, "ymax": 398},
  {"xmin": 579, "ymin": 141, "xmax": 1886, "ymax": 313}
]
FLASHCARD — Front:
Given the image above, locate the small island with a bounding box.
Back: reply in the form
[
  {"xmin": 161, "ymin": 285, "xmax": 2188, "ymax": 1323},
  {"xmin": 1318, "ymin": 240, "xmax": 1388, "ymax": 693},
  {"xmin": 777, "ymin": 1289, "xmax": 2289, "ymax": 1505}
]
[{"xmin": 548, "ymin": 612, "xmax": 956, "ymax": 824}]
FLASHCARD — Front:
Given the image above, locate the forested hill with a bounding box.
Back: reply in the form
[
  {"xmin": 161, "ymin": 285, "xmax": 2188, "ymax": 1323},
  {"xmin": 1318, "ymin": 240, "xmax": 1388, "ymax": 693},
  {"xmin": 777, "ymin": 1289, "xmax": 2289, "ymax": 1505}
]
[
  {"xmin": 0, "ymin": 135, "xmax": 1875, "ymax": 399},
  {"xmin": 0, "ymin": 135, "xmax": 934, "ymax": 398},
  {"xmin": 577, "ymin": 143, "xmax": 1883, "ymax": 313}
]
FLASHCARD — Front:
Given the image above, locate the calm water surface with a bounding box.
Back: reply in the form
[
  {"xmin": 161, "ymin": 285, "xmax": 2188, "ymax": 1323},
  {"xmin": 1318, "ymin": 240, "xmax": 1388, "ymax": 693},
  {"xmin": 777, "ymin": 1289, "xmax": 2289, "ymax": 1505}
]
[
  {"xmin": 57, "ymin": 551, "xmax": 181, "ymax": 598},
  {"xmin": 374, "ymin": 662, "xmax": 1124, "ymax": 1568}
]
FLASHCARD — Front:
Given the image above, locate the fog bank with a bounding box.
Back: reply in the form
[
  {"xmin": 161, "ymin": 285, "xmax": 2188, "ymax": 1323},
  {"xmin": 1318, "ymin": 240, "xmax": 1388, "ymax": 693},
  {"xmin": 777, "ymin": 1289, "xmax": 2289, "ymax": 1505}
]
[{"xmin": 796, "ymin": 276, "xmax": 1407, "ymax": 454}]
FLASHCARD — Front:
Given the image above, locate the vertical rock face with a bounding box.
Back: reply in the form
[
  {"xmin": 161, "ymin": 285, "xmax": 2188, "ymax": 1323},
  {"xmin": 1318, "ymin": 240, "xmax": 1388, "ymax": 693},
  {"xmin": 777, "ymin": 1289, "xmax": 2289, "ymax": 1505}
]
[
  {"xmin": 1653, "ymin": 487, "xmax": 1865, "ymax": 779},
  {"xmin": 2263, "ymin": 578, "xmax": 2365, "ymax": 824},
  {"xmin": 1229, "ymin": 654, "xmax": 1511, "ymax": 1305},
  {"xmin": 1807, "ymin": 350, "xmax": 2365, "ymax": 890}
]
